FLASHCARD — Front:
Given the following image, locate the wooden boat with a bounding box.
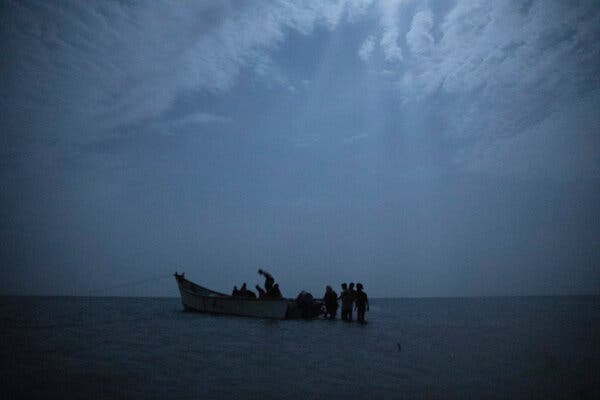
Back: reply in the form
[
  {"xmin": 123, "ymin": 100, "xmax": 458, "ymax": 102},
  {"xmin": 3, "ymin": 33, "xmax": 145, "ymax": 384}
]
[
  {"xmin": 174, "ymin": 273, "xmax": 323, "ymax": 320},
  {"xmin": 174, "ymin": 273, "xmax": 289, "ymax": 319}
]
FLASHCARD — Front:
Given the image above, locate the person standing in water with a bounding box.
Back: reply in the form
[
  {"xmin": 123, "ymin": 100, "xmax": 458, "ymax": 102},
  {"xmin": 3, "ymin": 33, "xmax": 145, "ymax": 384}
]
[
  {"xmin": 340, "ymin": 283, "xmax": 354, "ymax": 322},
  {"xmin": 339, "ymin": 283, "xmax": 348, "ymax": 320},
  {"xmin": 354, "ymin": 283, "xmax": 369, "ymax": 323},
  {"xmin": 323, "ymin": 286, "xmax": 338, "ymax": 319},
  {"xmin": 347, "ymin": 282, "xmax": 357, "ymax": 322}
]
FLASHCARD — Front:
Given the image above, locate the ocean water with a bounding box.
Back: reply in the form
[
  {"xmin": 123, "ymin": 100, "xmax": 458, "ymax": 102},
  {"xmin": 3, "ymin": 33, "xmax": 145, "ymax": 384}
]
[{"xmin": 1, "ymin": 296, "xmax": 598, "ymax": 399}]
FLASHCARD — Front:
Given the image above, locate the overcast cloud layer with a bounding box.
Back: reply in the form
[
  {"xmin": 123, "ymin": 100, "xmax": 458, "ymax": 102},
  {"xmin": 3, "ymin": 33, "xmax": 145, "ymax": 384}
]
[{"xmin": 1, "ymin": 0, "xmax": 599, "ymax": 297}]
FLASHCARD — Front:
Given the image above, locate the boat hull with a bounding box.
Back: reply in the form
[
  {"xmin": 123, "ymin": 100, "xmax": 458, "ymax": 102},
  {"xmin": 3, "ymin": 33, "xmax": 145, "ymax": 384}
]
[{"xmin": 175, "ymin": 274, "xmax": 289, "ymax": 319}]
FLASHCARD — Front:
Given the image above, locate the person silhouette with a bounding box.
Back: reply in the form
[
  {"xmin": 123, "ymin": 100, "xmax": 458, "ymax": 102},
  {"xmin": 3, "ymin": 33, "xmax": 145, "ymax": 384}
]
[
  {"xmin": 255, "ymin": 285, "xmax": 266, "ymax": 299},
  {"xmin": 270, "ymin": 283, "xmax": 282, "ymax": 298},
  {"xmin": 240, "ymin": 283, "xmax": 256, "ymax": 298},
  {"xmin": 354, "ymin": 283, "xmax": 369, "ymax": 323},
  {"xmin": 323, "ymin": 286, "xmax": 338, "ymax": 319},
  {"xmin": 340, "ymin": 283, "xmax": 354, "ymax": 322},
  {"xmin": 258, "ymin": 269, "xmax": 275, "ymax": 293}
]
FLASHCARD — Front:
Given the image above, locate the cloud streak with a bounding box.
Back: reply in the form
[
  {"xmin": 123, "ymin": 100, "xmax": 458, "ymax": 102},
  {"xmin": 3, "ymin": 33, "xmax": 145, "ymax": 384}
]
[
  {"xmin": 397, "ymin": 1, "xmax": 600, "ymax": 178},
  {"xmin": 1, "ymin": 0, "xmax": 373, "ymax": 147},
  {"xmin": 358, "ymin": 34, "xmax": 376, "ymax": 61},
  {"xmin": 2, "ymin": 0, "xmax": 598, "ymax": 181}
]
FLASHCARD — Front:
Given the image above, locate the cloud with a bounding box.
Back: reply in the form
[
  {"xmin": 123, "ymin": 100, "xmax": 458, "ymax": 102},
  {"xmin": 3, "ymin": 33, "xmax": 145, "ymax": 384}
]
[
  {"xmin": 388, "ymin": 0, "xmax": 600, "ymax": 178},
  {"xmin": 358, "ymin": 35, "xmax": 376, "ymax": 61},
  {"xmin": 152, "ymin": 112, "xmax": 231, "ymax": 136},
  {"xmin": 406, "ymin": 9, "xmax": 434, "ymax": 56},
  {"xmin": 401, "ymin": 1, "xmax": 600, "ymax": 98},
  {"xmin": 380, "ymin": 28, "xmax": 403, "ymax": 62},
  {"xmin": 377, "ymin": 0, "xmax": 408, "ymax": 62},
  {"xmin": 253, "ymin": 54, "xmax": 296, "ymax": 92},
  {"xmin": 356, "ymin": 0, "xmax": 412, "ymax": 64},
  {"xmin": 172, "ymin": 113, "xmax": 231, "ymax": 126},
  {"xmin": 2, "ymin": 0, "xmax": 598, "ymax": 182},
  {"xmin": 1, "ymin": 0, "xmax": 372, "ymax": 149}
]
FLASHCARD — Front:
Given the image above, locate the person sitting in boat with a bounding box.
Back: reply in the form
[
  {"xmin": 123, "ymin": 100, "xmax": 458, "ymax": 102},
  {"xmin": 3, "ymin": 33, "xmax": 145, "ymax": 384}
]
[
  {"xmin": 323, "ymin": 286, "xmax": 338, "ymax": 319},
  {"xmin": 354, "ymin": 283, "xmax": 369, "ymax": 323},
  {"xmin": 255, "ymin": 285, "xmax": 266, "ymax": 299},
  {"xmin": 267, "ymin": 283, "xmax": 282, "ymax": 299},
  {"xmin": 240, "ymin": 283, "xmax": 256, "ymax": 298},
  {"xmin": 258, "ymin": 268, "xmax": 275, "ymax": 293}
]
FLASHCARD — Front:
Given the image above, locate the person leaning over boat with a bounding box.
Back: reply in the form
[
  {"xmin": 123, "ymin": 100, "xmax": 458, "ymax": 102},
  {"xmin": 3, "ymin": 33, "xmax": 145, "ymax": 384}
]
[
  {"xmin": 354, "ymin": 283, "xmax": 369, "ymax": 323},
  {"xmin": 258, "ymin": 269, "xmax": 275, "ymax": 293},
  {"xmin": 323, "ymin": 286, "xmax": 338, "ymax": 319}
]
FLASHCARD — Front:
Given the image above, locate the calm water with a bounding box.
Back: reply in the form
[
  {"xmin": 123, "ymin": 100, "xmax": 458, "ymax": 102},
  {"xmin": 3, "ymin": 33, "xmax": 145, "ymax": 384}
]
[{"xmin": 1, "ymin": 296, "xmax": 598, "ymax": 399}]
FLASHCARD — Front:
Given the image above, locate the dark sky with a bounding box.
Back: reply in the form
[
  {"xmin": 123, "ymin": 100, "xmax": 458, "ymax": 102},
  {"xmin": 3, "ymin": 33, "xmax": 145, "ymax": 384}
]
[{"xmin": 1, "ymin": 0, "xmax": 599, "ymax": 297}]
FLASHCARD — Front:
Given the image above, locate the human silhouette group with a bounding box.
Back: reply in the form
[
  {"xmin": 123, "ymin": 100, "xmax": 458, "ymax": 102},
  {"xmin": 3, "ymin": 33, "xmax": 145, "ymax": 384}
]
[
  {"xmin": 323, "ymin": 282, "xmax": 369, "ymax": 323},
  {"xmin": 232, "ymin": 269, "xmax": 370, "ymax": 322},
  {"xmin": 232, "ymin": 269, "xmax": 282, "ymax": 299}
]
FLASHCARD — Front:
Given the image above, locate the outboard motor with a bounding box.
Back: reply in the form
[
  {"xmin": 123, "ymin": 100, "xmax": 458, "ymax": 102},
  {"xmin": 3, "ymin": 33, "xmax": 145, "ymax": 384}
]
[{"xmin": 295, "ymin": 291, "xmax": 314, "ymax": 319}]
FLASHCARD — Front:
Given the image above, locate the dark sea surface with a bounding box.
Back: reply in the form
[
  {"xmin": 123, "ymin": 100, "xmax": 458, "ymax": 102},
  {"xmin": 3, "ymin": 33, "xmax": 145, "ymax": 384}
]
[{"xmin": 1, "ymin": 296, "xmax": 599, "ymax": 399}]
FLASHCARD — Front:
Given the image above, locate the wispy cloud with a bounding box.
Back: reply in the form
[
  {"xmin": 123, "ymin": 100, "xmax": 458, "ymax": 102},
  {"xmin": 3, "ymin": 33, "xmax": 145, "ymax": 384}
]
[
  {"xmin": 377, "ymin": 0, "xmax": 408, "ymax": 62},
  {"xmin": 393, "ymin": 0, "xmax": 600, "ymax": 178},
  {"xmin": 1, "ymin": 0, "xmax": 372, "ymax": 147},
  {"xmin": 400, "ymin": 1, "xmax": 600, "ymax": 99},
  {"xmin": 155, "ymin": 112, "xmax": 231, "ymax": 136},
  {"xmin": 2, "ymin": 0, "xmax": 598, "ymax": 180},
  {"xmin": 358, "ymin": 34, "xmax": 376, "ymax": 61},
  {"xmin": 380, "ymin": 28, "xmax": 403, "ymax": 62},
  {"xmin": 172, "ymin": 113, "xmax": 232, "ymax": 126},
  {"xmin": 405, "ymin": 9, "xmax": 433, "ymax": 56}
]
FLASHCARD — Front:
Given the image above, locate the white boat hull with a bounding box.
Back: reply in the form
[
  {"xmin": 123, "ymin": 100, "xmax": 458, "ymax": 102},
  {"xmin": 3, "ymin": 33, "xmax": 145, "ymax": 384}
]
[{"xmin": 175, "ymin": 274, "xmax": 289, "ymax": 319}]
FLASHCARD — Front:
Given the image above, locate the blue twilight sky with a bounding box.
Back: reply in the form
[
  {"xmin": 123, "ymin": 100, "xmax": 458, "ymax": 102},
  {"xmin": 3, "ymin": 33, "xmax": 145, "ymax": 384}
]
[{"xmin": 1, "ymin": 0, "xmax": 599, "ymax": 297}]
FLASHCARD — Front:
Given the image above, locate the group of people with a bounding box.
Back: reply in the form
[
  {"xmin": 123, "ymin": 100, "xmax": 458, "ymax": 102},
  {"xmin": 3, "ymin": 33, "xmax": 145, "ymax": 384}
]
[
  {"xmin": 231, "ymin": 269, "xmax": 282, "ymax": 299},
  {"xmin": 323, "ymin": 282, "xmax": 369, "ymax": 323},
  {"xmin": 231, "ymin": 283, "xmax": 256, "ymax": 298},
  {"xmin": 231, "ymin": 270, "xmax": 369, "ymax": 322}
]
